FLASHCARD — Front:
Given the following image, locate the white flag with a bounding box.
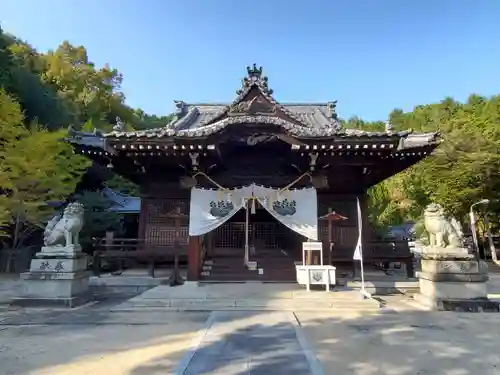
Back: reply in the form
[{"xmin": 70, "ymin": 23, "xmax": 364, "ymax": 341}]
[{"xmin": 353, "ymin": 197, "xmax": 363, "ymax": 261}]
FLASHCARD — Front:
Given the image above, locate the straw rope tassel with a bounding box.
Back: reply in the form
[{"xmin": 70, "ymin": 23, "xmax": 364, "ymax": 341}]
[{"xmin": 191, "ymin": 171, "xmax": 311, "ymax": 193}]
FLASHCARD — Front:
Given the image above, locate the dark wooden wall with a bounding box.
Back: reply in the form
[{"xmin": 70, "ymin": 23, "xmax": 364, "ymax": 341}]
[
  {"xmin": 138, "ymin": 182, "xmax": 190, "ymax": 246},
  {"xmin": 317, "ymin": 193, "xmax": 372, "ymax": 248},
  {"xmin": 137, "ymin": 184, "xmax": 373, "ymax": 250}
]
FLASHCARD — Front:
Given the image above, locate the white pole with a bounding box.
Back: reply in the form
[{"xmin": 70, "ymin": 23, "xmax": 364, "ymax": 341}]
[
  {"xmin": 244, "ymin": 198, "xmax": 249, "ymax": 266},
  {"xmin": 355, "ymin": 197, "xmax": 370, "ymax": 299},
  {"xmin": 359, "ymin": 251, "xmax": 366, "ymax": 295}
]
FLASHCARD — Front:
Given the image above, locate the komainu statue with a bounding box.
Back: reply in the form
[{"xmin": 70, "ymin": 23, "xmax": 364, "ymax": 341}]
[
  {"xmin": 423, "ymin": 203, "xmax": 464, "ymax": 248},
  {"xmin": 43, "ymin": 203, "xmax": 85, "ymax": 248}
]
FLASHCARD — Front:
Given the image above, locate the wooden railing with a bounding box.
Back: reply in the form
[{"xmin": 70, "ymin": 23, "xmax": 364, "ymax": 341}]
[
  {"xmin": 92, "ymin": 238, "xmax": 188, "ymax": 277},
  {"xmin": 326, "ymin": 239, "xmax": 414, "ymax": 277}
]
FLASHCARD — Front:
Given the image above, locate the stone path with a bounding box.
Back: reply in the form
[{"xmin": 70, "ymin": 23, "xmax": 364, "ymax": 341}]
[
  {"xmin": 2, "ymin": 294, "xmax": 500, "ymax": 374},
  {"xmin": 179, "ymin": 311, "xmax": 319, "ymax": 375}
]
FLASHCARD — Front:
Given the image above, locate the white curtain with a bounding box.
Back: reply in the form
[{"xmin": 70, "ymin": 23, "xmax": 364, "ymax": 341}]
[
  {"xmin": 189, "ymin": 186, "xmax": 251, "ymax": 236},
  {"xmin": 253, "ymin": 184, "xmax": 318, "ymax": 241},
  {"xmin": 188, "ymin": 183, "xmax": 318, "ymax": 240}
]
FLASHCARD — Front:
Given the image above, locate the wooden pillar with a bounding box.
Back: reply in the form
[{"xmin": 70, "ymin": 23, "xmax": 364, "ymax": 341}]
[
  {"xmin": 359, "ymin": 193, "xmax": 371, "ymax": 244},
  {"xmin": 137, "ymin": 198, "xmax": 148, "ymax": 241},
  {"xmin": 187, "ymin": 235, "xmax": 200, "ymax": 281}
]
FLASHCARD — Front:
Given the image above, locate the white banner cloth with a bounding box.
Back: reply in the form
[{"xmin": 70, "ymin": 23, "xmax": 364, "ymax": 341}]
[
  {"xmin": 353, "ymin": 197, "xmax": 363, "ymax": 260},
  {"xmin": 189, "ymin": 184, "xmax": 318, "ymax": 240},
  {"xmin": 189, "ymin": 186, "xmax": 250, "ymax": 236},
  {"xmin": 254, "ymin": 185, "xmax": 318, "ymax": 241}
]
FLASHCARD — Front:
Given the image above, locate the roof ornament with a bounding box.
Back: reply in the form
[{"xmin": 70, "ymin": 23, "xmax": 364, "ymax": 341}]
[
  {"xmin": 327, "ymin": 101, "xmax": 338, "ymax": 120},
  {"xmin": 113, "ymin": 116, "xmax": 125, "ymax": 132},
  {"xmin": 237, "ymin": 63, "xmax": 274, "ymax": 95},
  {"xmin": 385, "ymin": 120, "xmax": 393, "ymax": 132},
  {"xmin": 174, "ymin": 100, "xmax": 187, "ymax": 118}
]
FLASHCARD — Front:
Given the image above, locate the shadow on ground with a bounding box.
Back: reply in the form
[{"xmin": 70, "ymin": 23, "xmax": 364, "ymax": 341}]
[
  {"xmin": 2, "ymin": 279, "xmax": 500, "ymax": 374},
  {"xmin": 128, "ymin": 309, "xmax": 500, "ymax": 375}
]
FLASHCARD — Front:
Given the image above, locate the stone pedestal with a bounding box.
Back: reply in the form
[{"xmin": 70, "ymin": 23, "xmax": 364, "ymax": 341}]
[
  {"xmin": 13, "ymin": 245, "xmax": 92, "ymax": 308},
  {"xmin": 414, "ymin": 248, "xmax": 499, "ymax": 312}
]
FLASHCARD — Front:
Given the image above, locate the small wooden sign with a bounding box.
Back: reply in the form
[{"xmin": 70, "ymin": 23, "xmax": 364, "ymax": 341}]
[{"xmin": 302, "ymin": 242, "xmax": 323, "ymax": 251}]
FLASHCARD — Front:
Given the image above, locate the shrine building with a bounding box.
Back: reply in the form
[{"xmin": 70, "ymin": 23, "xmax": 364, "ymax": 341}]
[{"xmin": 67, "ymin": 64, "xmax": 440, "ymax": 282}]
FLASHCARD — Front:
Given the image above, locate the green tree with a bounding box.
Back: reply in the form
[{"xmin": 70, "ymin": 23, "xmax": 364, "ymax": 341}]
[
  {"xmin": 74, "ymin": 190, "xmax": 124, "ymax": 252},
  {"xmin": 0, "ymin": 90, "xmax": 89, "ymax": 270},
  {"xmin": 367, "ymin": 95, "xmax": 500, "ymax": 236}
]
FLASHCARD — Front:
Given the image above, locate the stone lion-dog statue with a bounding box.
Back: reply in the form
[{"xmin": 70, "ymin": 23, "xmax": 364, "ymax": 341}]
[
  {"xmin": 423, "ymin": 203, "xmax": 463, "ymax": 248},
  {"xmin": 44, "ymin": 202, "xmax": 85, "ymax": 248}
]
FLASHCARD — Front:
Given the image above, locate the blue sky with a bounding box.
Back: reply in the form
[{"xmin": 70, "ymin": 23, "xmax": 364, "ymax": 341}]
[{"xmin": 2, "ymin": 0, "xmax": 499, "ymax": 120}]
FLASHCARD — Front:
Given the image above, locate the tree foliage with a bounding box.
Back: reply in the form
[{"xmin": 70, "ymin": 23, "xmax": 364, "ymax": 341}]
[
  {"xmin": 0, "ymin": 27, "xmax": 170, "ymax": 268},
  {"xmin": 0, "ymin": 89, "xmax": 90, "ymax": 269},
  {"xmin": 74, "ymin": 191, "xmax": 124, "ymax": 252},
  {"xmin": 1, "ymin": 24, "xmax": 499, "ymax": 259},
  {"xmin": 364, "ymin": 95, "xmax": 500, "ymax": 234}
]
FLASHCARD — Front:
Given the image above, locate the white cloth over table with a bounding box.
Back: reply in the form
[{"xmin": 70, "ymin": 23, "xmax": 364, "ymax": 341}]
[{"xmin": 188, "ymin": 183, "xmax": 318, "ymax": 240}]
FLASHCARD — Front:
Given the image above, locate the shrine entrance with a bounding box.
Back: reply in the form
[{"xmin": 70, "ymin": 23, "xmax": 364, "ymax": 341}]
[
  {"xmin": 212, "ymin": 202, "xmax": 302, "ymax": 253},
  {"xmin": 204, "ymin": 200, "xmax": 305, "ymax": 281}
]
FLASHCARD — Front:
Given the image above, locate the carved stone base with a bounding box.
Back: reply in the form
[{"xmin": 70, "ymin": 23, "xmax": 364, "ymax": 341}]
[
  {"xmin": 413, "ymin": 294, "xmax": 500, "ymax": 312},
  {"xmin": 421, "ymin": 246, "xmax": 473, "ymax": 260},
  {"xmin": 12, "ymin": 251, "xmax": 91, "ymax": 308},
  {"xmin": 37, "ymin": 244, "xmax": 82, "ymax": 257},
  {"xmin": 414, "ymin": 258, "xmax": 498, "ymax": 312}
]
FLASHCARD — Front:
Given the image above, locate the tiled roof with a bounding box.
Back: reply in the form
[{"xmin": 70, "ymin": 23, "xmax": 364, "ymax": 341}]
[
  {"xmin": 167, "ymin": 103, "xmax": 337, "ymax": 131},
  {"xmin": 66, "ymin": 65, "xmax": 441, "ymax": 149},
  {"xmin": 106, "ymin": 116, "xmax": 418, "ymax": 139},
  {"xmin": 105, "ymin": 64, "xmax": 344, "ymax": 138}
]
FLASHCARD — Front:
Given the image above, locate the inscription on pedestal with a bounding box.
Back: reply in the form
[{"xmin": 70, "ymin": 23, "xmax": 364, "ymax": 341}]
[
  {"xmin": 30, "ymin": 257, "xmax": 86, "ymax": 273},
  {"xmin": 422, "ymin": 259, "xmax": 481, "ymax": 274}
]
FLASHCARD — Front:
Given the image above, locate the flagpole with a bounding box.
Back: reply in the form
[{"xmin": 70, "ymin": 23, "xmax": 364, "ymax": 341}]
[
  {"xmin": 244, "ymin": 198, "xmax": 249, "ymax": 266},
  {"xmin": 359, "ymin": 244, "xmax": 366, "ymax": 296},
  {"xmin": 354, "ymin": 197, "xmax": 370, "ymax": 299}
]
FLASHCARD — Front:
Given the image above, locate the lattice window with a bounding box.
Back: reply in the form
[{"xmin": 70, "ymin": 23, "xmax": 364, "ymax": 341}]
[
  {"xmin": 213, "ymin": 222, "xmax": 246, "ymax": 249},
  {"xmin": 213, "ymin": 222, "xmax": 296, "ymax": 249},
  {"xmin": 319, "ymin": 222, "xmax": 357, "ymax": 246},
  {"xmin": 145, "ymin": 198, "xmax": 189, "ymax": 245}
]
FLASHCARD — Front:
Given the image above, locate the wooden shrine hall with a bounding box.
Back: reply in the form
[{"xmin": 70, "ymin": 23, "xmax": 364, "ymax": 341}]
[{"xmin": 67, "ymin": 64, "xmax": 441, "ymax": 282}]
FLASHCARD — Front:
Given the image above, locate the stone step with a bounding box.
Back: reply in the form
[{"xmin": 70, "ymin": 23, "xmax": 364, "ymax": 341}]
[
  {"xmin": 201, "ymin": 272, "xmax": 296, "ymax": 282},
  {"xmin": 112, "ymin": 296, "xmax": 381, "ymax": 311}
]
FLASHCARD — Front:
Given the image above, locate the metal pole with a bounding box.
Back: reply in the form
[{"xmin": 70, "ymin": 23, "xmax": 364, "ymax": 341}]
[
  {"xmin": 360, "ymin": 251, "xmax": 366, "ymax": 294},
  {"xmin": 484, "ymin": 213, "xmax": 499, "ymax": 266},
  {"xmin": 470, "ymin": 207, "xmax": 481, "ymax": 266},
  {"xmin": 244, "ymin": 198, "xmax": 249, "ymax": 266}
]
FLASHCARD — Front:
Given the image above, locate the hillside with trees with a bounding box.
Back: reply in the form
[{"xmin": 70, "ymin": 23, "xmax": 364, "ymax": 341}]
[
  {"xmin": 0, "ymin": 27, "xmax": 173, "ymax": 270},
  {"xmin": 356, "ymin": 95, "xmax": 500, "ymax": 236},
  {"xmin": 1, "ymin": 26, "xmax": 499, "ymax": 270}
]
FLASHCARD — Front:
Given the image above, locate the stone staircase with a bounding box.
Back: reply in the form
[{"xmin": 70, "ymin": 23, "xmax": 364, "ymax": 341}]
[
  {"xmin": 200, "ymin": 248, "xmax": 298, "ymax": 282},
  {"xmin": 112, "ymin": 283, "xmax": 382, "ymax": 312}
]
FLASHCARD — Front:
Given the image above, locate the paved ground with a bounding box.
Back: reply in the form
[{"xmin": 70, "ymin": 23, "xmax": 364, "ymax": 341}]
[
  {"xmin": 2, "ymin": 274, "xmax": 500, "ymax": 374},
  {"xmin": 181, "ymin": 312, "xmax": 316, "ymax": 375},
  {"xmin": 0, "ymin": 298, "xmax": 211, "ymax": 375},
  {"xmin": 1, "ymin": 295, "xmax": 500, "ymax": 375},
  {"xmin": 298, "ymin": 310, "xmax": 500, "ymax": 375}
]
